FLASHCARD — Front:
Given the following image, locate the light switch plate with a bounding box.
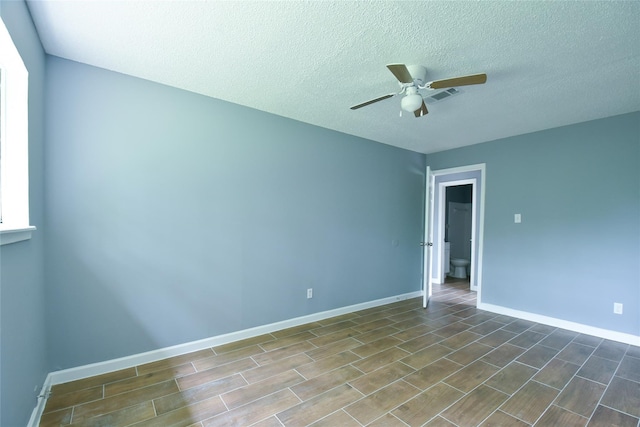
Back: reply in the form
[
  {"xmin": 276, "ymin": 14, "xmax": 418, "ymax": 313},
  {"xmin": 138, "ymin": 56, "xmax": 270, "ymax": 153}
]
[{"xmin": 514, "ymin": 214, "xmax": 521, "ymax": 223}]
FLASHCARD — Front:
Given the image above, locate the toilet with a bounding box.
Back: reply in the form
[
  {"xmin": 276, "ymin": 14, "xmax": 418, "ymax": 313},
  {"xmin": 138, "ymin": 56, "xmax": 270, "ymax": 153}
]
[{"xmin": 450, "ymin": 258, "xmax": 470, "ymax": 279}]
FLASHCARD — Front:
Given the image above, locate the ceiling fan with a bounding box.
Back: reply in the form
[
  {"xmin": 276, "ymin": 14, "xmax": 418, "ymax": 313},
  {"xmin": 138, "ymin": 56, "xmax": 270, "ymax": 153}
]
[{"xmin": 350, "ymin": 64, "xmax": 487, "ymax": 117}]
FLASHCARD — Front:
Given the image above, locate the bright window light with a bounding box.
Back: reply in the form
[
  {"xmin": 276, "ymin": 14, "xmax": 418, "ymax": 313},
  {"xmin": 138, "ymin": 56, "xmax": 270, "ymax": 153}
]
[{"xmin": 0, "ymin": 17, "xmax": 35, "ymax": 245}]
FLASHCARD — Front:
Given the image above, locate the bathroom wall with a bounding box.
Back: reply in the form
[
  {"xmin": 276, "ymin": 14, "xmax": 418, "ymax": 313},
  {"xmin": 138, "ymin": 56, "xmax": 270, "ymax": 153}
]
[
  {"xmin": 426, "ymin": 111, "xmax": 640, "ymax": 338},
  {"xmin": 446, "ymin": 185, "xmax": 472, "ymax": 204},
  {"xmin": 44, "ymin": 56, "xmax": 426, "ymax": 370},
  {"xmin": 448, "ymin": 201, "xmax": 472, "ymax": 261},
  {"xmin": 445, "ymin": 184, "xmax": 472, "ymax": 241}
]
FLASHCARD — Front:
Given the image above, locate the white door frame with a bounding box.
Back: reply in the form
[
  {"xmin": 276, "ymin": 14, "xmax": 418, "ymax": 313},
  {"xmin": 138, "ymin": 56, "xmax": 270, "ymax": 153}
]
[{"xmin": 429, "ymin": 164, "xmax": 486, "ymax": 305}]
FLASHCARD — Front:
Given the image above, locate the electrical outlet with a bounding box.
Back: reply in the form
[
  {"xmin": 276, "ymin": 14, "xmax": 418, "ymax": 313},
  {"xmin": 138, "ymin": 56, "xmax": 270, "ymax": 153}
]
[
  {"xmin": 307, "ymin": 288, "xmax": 313, "ymax": 299},
  {"xmin": 614, "ymin": 303, "xmax": 623, "ymax": 314}
]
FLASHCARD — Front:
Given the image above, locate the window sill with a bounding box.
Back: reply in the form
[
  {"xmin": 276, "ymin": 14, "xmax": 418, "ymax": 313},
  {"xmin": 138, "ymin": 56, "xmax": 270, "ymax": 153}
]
[{"xmin": 0, "ymin": 226, "xmax": 36, "ymax": 246}]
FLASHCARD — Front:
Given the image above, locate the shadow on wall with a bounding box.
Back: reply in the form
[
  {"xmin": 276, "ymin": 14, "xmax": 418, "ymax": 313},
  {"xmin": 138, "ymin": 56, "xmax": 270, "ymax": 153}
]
[{"xmin": 41, "ymin": 251, "xmax": 202, "ymax": 425}]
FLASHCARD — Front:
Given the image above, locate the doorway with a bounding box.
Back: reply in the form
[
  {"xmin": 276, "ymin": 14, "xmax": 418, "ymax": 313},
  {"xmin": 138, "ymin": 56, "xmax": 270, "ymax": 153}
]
[
  {"xmin": 440, "ymin": 181, "xmax": 475, "ymax": 288},
  {"xmin": 427, "ymin": 164, "xmax": 485, "ymax": 304},
  {"xmin": 448, "ymin": 197, "xmax": 473, "ymax": 274}
]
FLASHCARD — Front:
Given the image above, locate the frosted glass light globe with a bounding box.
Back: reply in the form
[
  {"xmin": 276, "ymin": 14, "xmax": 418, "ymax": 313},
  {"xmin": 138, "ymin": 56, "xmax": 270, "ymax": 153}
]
[{"xmin": 401, "ymin": 93, "xmax": 423, "ymax": 112}]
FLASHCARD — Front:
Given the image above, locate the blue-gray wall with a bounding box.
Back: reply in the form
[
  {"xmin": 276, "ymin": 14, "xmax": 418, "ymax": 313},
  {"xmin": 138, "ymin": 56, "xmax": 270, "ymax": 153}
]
[
  {"xmin": 44, "ymin": 57, "xmax": 426, "ymax": 370},
  {"xmin": 427, "ymin": 112, "xmax": 640, "ymax": 337},
  {"xmin": 0, "ymin": 1, "xmax": 48, "ymax": 425}
]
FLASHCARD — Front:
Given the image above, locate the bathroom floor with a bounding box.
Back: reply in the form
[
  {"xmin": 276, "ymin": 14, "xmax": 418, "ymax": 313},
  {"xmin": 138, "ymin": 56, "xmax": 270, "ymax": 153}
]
[
  {"xmin": 444, "ymin": 275, "xmax": 471, "ymax": 287},
  {"xmin": 39, "ymin": 281, "xmax": 640, "ymax": 426}
]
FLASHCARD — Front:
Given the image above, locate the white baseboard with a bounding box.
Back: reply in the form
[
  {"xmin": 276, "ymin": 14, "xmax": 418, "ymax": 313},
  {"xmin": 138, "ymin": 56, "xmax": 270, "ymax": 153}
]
[
  {"xmin": 27, "ymin": 375, "xmax": 52, "ymax": 427},
  {"xmin": 28, "ymin": 290, "xmax": 422, "ymax": 426},
  {"xmin": 478, "ymin": 302, "xmax": 640, "ymax": 346}
]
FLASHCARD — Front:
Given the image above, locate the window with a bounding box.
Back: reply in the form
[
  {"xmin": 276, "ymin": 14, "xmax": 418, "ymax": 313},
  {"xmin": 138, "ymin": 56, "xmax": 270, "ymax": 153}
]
[{"xmin": 0, "ymin": 18, "xmax": 35, "ymax": 245}]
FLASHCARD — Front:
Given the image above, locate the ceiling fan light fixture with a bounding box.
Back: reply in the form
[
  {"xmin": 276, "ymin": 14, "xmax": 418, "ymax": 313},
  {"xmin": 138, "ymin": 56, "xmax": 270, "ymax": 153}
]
[
  {"xmin": 401, "ymin": 93, "xmax": 423, "ymax": 112},
  {"xmin": 350, "ymin": 63, "xmax": 486, "ymax": 117}
]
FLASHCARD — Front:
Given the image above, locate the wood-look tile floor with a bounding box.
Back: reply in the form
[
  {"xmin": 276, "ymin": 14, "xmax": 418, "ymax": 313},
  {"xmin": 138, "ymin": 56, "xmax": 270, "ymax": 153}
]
[{"xmin": 39, "ymin": 278, "xmax": 640, "ymax": 427}]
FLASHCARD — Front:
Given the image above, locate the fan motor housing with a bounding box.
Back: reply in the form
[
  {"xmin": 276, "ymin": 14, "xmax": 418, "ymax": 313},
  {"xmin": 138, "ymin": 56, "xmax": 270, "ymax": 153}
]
[{"xmin": 405, "ymin": 65, "xmax": 427, "ymax": 85}]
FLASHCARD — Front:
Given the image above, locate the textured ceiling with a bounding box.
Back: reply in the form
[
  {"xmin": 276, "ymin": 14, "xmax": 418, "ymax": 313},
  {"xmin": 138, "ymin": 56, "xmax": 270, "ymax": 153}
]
[{"xmin": 26, "ymin": 1, "xmax": 640, "ymax": 154}]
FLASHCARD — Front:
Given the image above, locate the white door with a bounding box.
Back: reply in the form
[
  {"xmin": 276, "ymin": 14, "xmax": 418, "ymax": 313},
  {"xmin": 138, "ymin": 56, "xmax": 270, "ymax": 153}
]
[{"xmin": 422, "ymin": 166, "xmax": 434, "ymax": 308}]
